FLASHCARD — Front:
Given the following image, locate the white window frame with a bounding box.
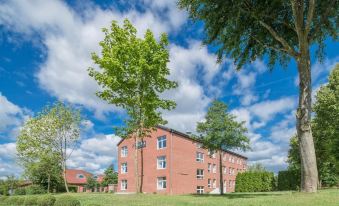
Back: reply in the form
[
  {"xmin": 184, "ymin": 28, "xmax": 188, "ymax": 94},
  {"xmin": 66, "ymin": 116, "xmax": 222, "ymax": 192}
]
[
  {"xmin": 212, "ymin": 164, "xmax": 217, "ymax": 173},
  {"xmin": 208, "ymin": 179, "xmax": 211, "ymax": 188},
  {"xmin": 121, "ymin": 146, "xmax": 128, "ymax": 157},
  {"xmin": 196, "ymin": 186, "xmax": 204, "ymax": 194},
  {"xmin": 121, "ymin": 180, "xmax": 127, "ymax": 190},
  {"xmin": 196, "ymin": 152, "xmax": 204, "ymax": 163},
  {"xmin": 157, "ymin": 156, "xmax": 166, "ymax": 169},
  {"xmin": 157, "ymin": 136, "xmax": 167, "ymax": 149},
  {"xmin": 121, "ymin": 163, "xmax": 127, "ymax": 174},
  {"xmin": 208, "ymin": 163, "xmax": 211, "ymax": 173},
  {"xmin": 213, "ymin": 179, "xmax": 217, "ymax": 188},
  {"xmin": 223, "ymin": 166, "xmax": 227, "ymax": 174},
  {"xmin": 196, "ymin": 169, "xmax": 204, "ymax": 179},
  {"xmin": 157, "ymin": 177, "xmax": 167, "ymax": 190}
]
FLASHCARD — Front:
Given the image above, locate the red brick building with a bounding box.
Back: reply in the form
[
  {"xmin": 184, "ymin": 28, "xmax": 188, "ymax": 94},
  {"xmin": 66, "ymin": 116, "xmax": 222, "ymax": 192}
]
[
  {"xmin": 117, "ymin": 126, "xmax": 247, "ymax": 194},
  {"xmin": 65, "ymin": 169, "xmax": 106, "ymax": 192}
]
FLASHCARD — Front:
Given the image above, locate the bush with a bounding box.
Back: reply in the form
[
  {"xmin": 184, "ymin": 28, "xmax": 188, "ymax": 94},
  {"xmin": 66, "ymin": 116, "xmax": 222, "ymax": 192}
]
[
  {"xmin": 4, "ymin": 196, "xmax": 19, "ymax": 205},
  {"xmin": 54, "ymin": 196, "xmax": 80, "ymax": 206},
  {"xmin": 25, "ymin": 185, "xmax": 46, "ymax": 195},
  {"xmin": 16, "ymin": 196, "xmax": 26, "ymax": 205},
  {"xmin": 277, "ymin": 170, "xmax": 300, "ymax": 191},
  {"xmin": 15, "ymin": 187, "xmax": 27, "ymax": 195},
  {"xmin": 24, "ymin": 196, "xmax": 38, "ymax": 206},
  {"xmin": 37, "ymin": 194, "xmax": 56, "ymax": 206},
  {"xmin": 235, "ymin": 171, "xmax": 275, "ymax": 192}
]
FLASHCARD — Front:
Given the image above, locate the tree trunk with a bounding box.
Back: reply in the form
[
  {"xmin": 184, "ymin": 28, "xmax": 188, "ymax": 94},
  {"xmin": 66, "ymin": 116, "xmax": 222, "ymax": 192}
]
[
  {"xmin": 219, "ymin": 151, "xmax": 224, "ymax": 195},
  {"xmin": 140, "ymin": 138, "xmax": 144, "ymax": 193},
  {"xmin": 47, "ymin": 174, "xmax": 50, "ymax": 193},
  {"xmin": 134, "ymin": 135, "xmax": 140, "ymax": 193},
  {"xmin": 63, "ymin": 161, "xmax": 69, "ymax": 193},
  {"xmin": 296, "ymin": 49, "xmax": 318, "ymax": 193}
]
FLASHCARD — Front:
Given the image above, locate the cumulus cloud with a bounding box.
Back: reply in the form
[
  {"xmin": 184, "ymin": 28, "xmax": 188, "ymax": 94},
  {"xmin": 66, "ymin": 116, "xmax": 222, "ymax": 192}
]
[{"xmin": 0, "ymin": 142, "xmax": 21, "ymax": 179}]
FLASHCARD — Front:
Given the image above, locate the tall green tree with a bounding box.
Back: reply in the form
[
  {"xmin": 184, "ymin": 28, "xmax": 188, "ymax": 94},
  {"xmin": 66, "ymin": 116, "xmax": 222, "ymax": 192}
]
[
  {"xmin": 179, "ymin": 0, "xmax": 338, "ymax": 192},
  {"xmin": 17, "ymin": 102, "xmax": 81, "ymax": 193},
  {"xmin": 196, "ymin": 100, "xmax": 249, "ymax": 194},
  {"xmin": 89, "ymin": 19, "xmax": 178, "ymax": 193},
  {"xmin": 86, "ymin": 176, "xmax": 99, "ymax": 192},
  {"xmin": 288, "ymin": 64, "xmax": 339, "ymax": 187},
  {"xmin": 101, "ymin": 164, "xmax": 118, "ymax": 187}
]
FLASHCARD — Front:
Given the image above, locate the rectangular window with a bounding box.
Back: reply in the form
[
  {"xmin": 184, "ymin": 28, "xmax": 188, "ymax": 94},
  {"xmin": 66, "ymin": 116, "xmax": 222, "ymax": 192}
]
[
  {"xmin": 208, "ymin": 163, "xmax": 211, "ymax": 173},
  {"xmin": 121, "ymin": 163, "xmax": 127, "ymax": 173},
  {"xmin": 208, "ymin": 179, "xmax": 211, "ymax": 188},
  {"xmin": 121, "ymin": 180, "xmax": 127, "ymax": 190},
  {"xmin": 223, "ymin": 166, "xmax": 227, "ymax": 174},
  {"xmin": 196, "ymin": 169, "xmax": 204, "ymax": 179},
  {"xmin": 208, "ymin": 150, "xmax": 216, "ymax": 158},
  {"xmin": 212, "ymin": 164, "xmax": 217, "ymax": 173},
  {"xmin": 157, "ymin": 156, "xmax": 166, "ymax": 169},
  {"xmin": 121, "ymin": 146, "xmax": 128, "ymax": 157},
  {"xmin": 196, "ymin": 186, "xmax": 204, "ymax": 194},
  {"xmin": 136, "ymin": 140, "xmax": 146, "ymax": 149},
  {"xmin": 157, "ymin": 177, "xmax": 167, "ymax": 190},
  {"xmin": 196, "ymin": 152, "xmax": 204, "ymax": 163},
  {"xmin": 229, "ymin": 168, "xmax": 232, "ymax": 175},
  {"xmin": 213, "ymin": 179, "xmax": 217, "ymax": 188},
  {"xmin": 157, "ymin": 136, "xmax": 167, "ymax": 149}
]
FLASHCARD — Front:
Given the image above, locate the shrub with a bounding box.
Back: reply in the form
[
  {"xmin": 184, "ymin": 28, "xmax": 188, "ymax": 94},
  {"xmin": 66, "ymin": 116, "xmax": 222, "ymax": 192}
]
[
  {"xmin": 16, "ymin": 196, "xmax": 26, "ymax": 205},
  {"xmin": 277, "ymin": 170, "xmax": 300, "ymax": 191},
  {"xmin": 15, "ymin": 187, "xmax": 27, "ymax": 195},
  {"xmin": 25, "ymin": 185, "xmax": 46, "ymax": 195},
  {"xmin": 24, "ymin": 196, "xmax": 38, "ymax": 206},
  {"xmin": 4, "ymin": 196, "xmax": 19, "ymax": 205},
  {"xmin": 54, "ymin": 196, "xmax": 80, "ymax": 206},
  {"xmin": 235, "ymin": 171, "xmax": 275, "ymax": 192},
  {"xmin": 37, "ymin": 194, "xmax": 56, "ymax": 206}
]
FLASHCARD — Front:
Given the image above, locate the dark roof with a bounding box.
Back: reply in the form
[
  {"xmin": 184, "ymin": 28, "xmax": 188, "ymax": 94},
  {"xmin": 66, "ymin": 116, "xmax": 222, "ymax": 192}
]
[{"xmin": 117, "ymin": 125, "xmax": 248, "ymax": 160}]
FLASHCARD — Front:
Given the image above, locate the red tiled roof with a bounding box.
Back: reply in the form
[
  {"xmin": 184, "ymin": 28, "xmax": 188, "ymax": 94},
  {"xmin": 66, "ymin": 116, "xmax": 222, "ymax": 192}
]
[{"xmin": 65, "ymin": 169, "xmax": 105, "ymax": 185}]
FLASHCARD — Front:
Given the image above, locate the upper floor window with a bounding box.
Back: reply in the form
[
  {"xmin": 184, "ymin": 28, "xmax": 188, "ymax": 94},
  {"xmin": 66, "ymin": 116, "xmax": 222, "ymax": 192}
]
[
  {"xmin": 196, "ymin": 152, "xmax": 204, "ymax": 163},
  {"xmin": 121, "ymin": 163, "xmax": 128, "ymax": 173},
  {"xmin": 212, "ymin": 164, "xmax": 217, "ymax": 173},
  {"xmin": 157, "ymin": 136, "xmax": 167, "ymax": 149},
  {"xmin": 208, "ymin": 150, "xmax": 216, "ymax": 158},
  {"xmin": 207, "ymin": 179, "xmax": 211, "ymax": 188},
  {"xmin": 223, "ymin": 166, "xmax": 227, "ymax": 174},
  {"xmin": 196, "ymin": 186, "xmax": 204, "ymax": 194},
  {"xmin": 196, "ymin": 169, "xmax": 204, "ymax": 179},
  {"xmin": 121, "ymin": 180, "xmax": 127, "ymax": 190},
  {"xmin": 157, "ymin": 177, "xmax": 167, "ymax": 190},
  {"xmin": 157, "ymin": 156, "xmax": 166, "ymax": 169},
  {"xmin": 208, "ymin": 163, "xmax": 212, "ymax": 173},
  {"xmin": 121, "ymin": 146, "xmax": 128, "ymax": 157},
  {"xmin": 196, "ymin": 143, "xmax": 203, "ymax": 148},
  {"xmin": 76, "ymin": 174, "xmax": 84, "ymax": 179}
]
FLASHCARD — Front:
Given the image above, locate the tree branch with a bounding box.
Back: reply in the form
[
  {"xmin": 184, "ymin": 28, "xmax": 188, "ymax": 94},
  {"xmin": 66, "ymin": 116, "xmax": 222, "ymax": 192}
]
[
  {"xmin": 253, "ymin": 37, "xmax": 289, "ymax": 54},
  {"xmin": 291, "ymin": 0, "xmax": 304, "ymax": 38},
  {"xmin": 305, "ymin": 0, "xmax": 316, "ymax": 35},
  {"xmin": 259, "ymin": 21, "xmax": 299, "ymax": 57}
]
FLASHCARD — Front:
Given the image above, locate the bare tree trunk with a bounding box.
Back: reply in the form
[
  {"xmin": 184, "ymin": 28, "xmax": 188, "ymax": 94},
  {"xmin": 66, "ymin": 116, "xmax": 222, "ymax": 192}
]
[
  {"xmin": 140, "ymin": 138, "xmax": 144, "ymax": 193},
  {"xmin": 63, "ymin": 161, "xmax": 69, "ymax": 193},
  {"xmin": 296, "ymin": 48, "xmax": 318, "ymax": 193},
  {"xmin": 134, "ymin": 135, "xmax": 140, "ymax": 193},
  {"xmin": 47, "ymin": 174, "xmax": 50, "ymax": 193},
  {"xmin": 219, "ymin": 151, "xmax": 224, "ymax": 195}
]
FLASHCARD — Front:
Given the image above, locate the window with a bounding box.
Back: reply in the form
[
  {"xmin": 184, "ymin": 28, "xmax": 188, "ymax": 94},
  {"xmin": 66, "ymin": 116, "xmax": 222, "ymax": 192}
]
[
  {"xmin": 223, "ymin": 166, "xmax": 227, "ymax": 174},
  {"xmin": 232, "ymin": 157, "xmax": 235, "ymax": 163},
  {"xmin": 121, "ymin": 163, "xmax": 127, "ymax": 173},
  {"xmin": 157, "ymin": 156, "xmax": 166, "ymax": 169},
  {"xmin": 196, "ymin": 169, "xmax": 204, "ymax": 179},
  {"xmin": 157, "ymin": 177, "xmax": 167, "ymax": 190},
  {"xmin": 223, "ymin": 153, "xmax": 227, "ymax": 161},
  {"xmin": 196, "ymin": 186, "xmax": 204, "ymax": 194},
  {"xmin": 208, "ymin": 179, "xmax": 211, "ymax": 188},
  {"xmin": 229, "ymin": 168, "xmax": 232, "ymax": 175},
  {"xmin": 121, "ymin": 146, "xmax": 128, "ymax": 157},
  {"xmin": 196, "ymin": 152, "xmax": 204, "ymax": 163},
  {"xmin": 157, "ymin": 136, "xmax": 167, "ymax": 149},
  {"xmin": 208, "ymin": 163, "xmax": 212, "ymax": 172},
  {"xmin": 93, "ymin": 175, "xmax": 98, "ymax": 179},
  {"xmin": 196, "ymin": 143, "xmax": 203, "ymax": 148},
  {"xmin": 212, "ymin": 164, "xmax": 217, "ymax": 173},
  {"xmin": 208, "ymin": 150, "xmax": 216, "ymax": 158},
  {"xmin": 121, "ymin": 180, "xmax": 127, "ymax": 190},
  {"xmin": 136, "ymin": 141, "xmax": 146, "ymax": 149},
  {"xmin": 213, "ymin": 179, "xmax": 217, "ymax": 188},
  {"xmin": 77, "ymin": 174, "xmax": 84, "ymax": 179}
]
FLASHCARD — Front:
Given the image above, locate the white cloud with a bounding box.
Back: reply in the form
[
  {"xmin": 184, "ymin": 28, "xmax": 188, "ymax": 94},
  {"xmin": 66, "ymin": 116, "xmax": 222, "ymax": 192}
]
[{"xmin": 0, "ymin": 142, "xmax": 21, "ymax": 179}]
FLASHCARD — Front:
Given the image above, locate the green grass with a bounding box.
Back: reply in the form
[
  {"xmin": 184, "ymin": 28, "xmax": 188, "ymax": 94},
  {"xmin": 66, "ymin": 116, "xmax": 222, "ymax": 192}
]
[{"xmin": 2, "ymin": 189, "xmax": 338, "ymax": 206}]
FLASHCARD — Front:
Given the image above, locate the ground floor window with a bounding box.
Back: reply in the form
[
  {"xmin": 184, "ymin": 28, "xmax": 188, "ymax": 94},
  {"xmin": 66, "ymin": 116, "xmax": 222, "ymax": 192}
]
[
  {"xmin": 196, "ymin": 186, "xmax": 204, "ymax": 194},
  {"xmin": 157, "ymin": 177, "xmax": 167, "ymax": 190},
  {"xmin": 208, "ymin": 179, "xmax": 211, "ymax": 188},
  {"xmin": 212, "ymin": 179, "xmax": 217, "ymax": 188},
  {"xmin": 121, "ymin": 180, "xmax": 127, "ymax": 190}
]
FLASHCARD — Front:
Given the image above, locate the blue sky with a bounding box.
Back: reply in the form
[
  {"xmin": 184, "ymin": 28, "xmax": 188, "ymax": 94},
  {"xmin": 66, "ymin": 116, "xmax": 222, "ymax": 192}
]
[{"xmin": 0, "ymin": 0, "xmax": 338, "ymax": 178}]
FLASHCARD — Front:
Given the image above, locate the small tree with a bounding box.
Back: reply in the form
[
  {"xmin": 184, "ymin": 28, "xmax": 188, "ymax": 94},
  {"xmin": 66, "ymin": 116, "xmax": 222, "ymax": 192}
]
[
  {"xmin": 196, "ymin": 100, "xmax": 249, "ymax": 194},
  {"xmin": 179, "ymin": 0, "xmax": 338, "ymax": 192},
  {"xmin": 101, "ymin": 165, "xmax": 118, "ymax": 187},
  {"xmin": 86, "ymin": 176, "xmax": 98, "ymax": 192},
  {"xmin": 89, "ymin": 19, "xmax": 177, "ymax": 193}
]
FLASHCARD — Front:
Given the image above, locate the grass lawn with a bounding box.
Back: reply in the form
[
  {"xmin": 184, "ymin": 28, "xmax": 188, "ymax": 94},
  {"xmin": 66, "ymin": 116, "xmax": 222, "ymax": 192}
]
[{"xmin": 50, "ymin": 189, "xmax": 339, "ymax": 206}]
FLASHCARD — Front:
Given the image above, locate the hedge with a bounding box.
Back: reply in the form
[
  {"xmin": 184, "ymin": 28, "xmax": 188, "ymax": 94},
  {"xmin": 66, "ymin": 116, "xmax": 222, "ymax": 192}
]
[
  {"xmin": 24, "ymin": 196, "xmax": 38, "ymax": 206},
  {"xmin": 14, "ymin": 187, "xmax": 27, "ymax": 195},
  {"xmin": 277, "ymin": 170, "xmax": 300, "ymax": 191},
  {"xmin": 37, "ymin": 194, "xmax": 56, "ymax": 206},
  {"xmin": 235, "ymin": 171, "xmax": 275, "ymax": 192},
  {"xmin": 25, "ymin": 185, "xmax": 46, "ymax": 195},
  {"xmin": 54, "ymin": 195, "xmax": 81, "ymax": 206}
]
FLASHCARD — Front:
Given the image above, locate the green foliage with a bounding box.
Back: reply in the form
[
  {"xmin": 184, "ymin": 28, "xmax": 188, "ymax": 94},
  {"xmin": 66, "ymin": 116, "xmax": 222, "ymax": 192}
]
[
  {"xmin": 101, "ymin": 165, "xmax": 118, "ymax": 187},
  {"xmin": 25, "ymin": 185, "xmax": 46, "ymax": 195},
  {"xmin": 85, "ymin": 176, "xmax": 98, "ymax": 191},
  {"xmin": 4, "ymin": 196, "xmax": 19, "ymax": 205},
  {"xmin": 37, "ymin": 195, "xmax": 56, "ymax": 206},
  {"xmin": 24, "ymin": 196, "xmax": 38, "ymax": 206},
  {"xmin": 235, "ymin": 171, "xmax": 275, "ymax": 192},
  {"xmin": 54, "ymin": 196, "xmax": 80, "ymax": 206},
  {"xmin": 16, "ymin": 196, "xmax": 26, "ymax": 205},
  {"xmin": 14, "ymin": 187, "xmax": 26, "ymax": 195},
  {"xmin": 247, "ymin": 163, "xmax": 267, "ymax": 172},
  {"xmin": 277, "ymin": 170, "xmax": 300, "ymax": 191},
  {"xmin": 89, "ymin": 19, "xmax": 177, "ymax": 138}
]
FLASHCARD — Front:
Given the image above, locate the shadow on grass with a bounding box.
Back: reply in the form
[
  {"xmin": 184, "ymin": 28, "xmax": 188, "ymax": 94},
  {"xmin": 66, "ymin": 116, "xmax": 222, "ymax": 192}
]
[{"xmin": 190, "ymin": 192, "xmax": 285, "ymax": 199}]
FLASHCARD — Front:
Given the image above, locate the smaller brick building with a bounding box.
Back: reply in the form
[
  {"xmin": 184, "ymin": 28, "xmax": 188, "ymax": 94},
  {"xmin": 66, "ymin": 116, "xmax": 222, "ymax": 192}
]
[
  {"xmin": 117, "ymin": 126, "xmax": 247, "ymax": 194},
  {"xmin": 65, "ymin": 169, "xmax": 106, "ymax": 192}
]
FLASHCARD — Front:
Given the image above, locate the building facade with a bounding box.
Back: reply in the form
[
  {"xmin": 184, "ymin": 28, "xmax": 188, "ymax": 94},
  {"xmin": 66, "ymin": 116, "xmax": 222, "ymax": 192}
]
[
  {"xmin": 117, "ymin": 126, "xmax": 247, "ymax": 194},
  {"xmin": 65, "ymin": 169, "xmax": 108, "ymax": 192}
]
